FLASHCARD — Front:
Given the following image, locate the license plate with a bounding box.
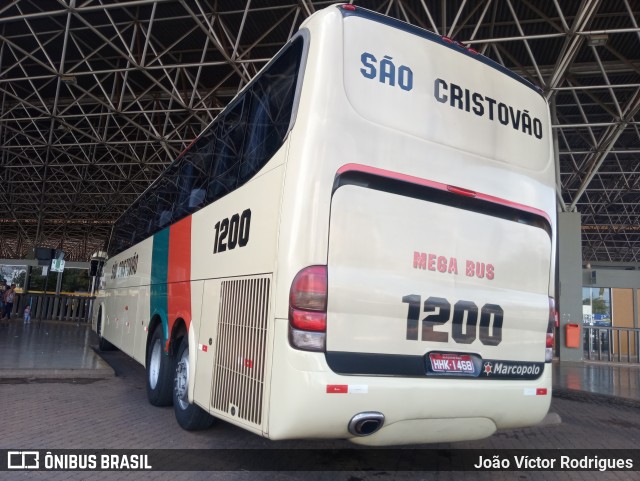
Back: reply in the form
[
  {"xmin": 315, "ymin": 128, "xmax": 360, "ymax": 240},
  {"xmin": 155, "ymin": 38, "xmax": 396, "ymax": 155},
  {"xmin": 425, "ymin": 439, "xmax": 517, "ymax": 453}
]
[{"xmin": 428, "ymin": 352, "xmax": 475, "ymax": 374}]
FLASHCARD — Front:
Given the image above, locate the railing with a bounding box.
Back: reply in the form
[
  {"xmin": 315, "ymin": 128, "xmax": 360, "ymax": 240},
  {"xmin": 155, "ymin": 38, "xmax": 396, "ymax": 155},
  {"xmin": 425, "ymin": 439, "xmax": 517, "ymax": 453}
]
[
  {"xmin": 4, "ymin": 293, "xmax": 94, "ymax": 323},
  {"xmin": 583, "ymin": 325, "xmax": 640, "ymax": 363}
]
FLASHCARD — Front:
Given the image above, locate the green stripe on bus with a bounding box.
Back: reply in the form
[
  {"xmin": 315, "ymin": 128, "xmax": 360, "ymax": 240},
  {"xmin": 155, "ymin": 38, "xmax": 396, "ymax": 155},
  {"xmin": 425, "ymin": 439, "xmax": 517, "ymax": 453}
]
[{"xmin": 150, "ymin": 227, "xmax": 169, "ymax": 340}]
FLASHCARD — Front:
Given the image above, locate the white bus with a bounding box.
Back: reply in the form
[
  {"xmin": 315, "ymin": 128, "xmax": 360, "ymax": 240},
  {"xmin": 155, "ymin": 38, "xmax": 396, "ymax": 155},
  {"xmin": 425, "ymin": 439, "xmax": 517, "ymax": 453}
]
[{"xmin": 93, "ymin": 4, "xmax": 556, "ymax": 445}]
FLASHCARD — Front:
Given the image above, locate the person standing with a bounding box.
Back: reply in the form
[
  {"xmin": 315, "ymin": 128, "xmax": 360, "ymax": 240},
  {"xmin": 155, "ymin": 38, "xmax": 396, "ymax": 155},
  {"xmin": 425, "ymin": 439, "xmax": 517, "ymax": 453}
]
[
  {"xmin": 2, "ymin": 284, "xmax": 16, "ymax": 320},
  {"xmin": 0, "ymin": 280, "xmax": 6, "ymax": 314}
]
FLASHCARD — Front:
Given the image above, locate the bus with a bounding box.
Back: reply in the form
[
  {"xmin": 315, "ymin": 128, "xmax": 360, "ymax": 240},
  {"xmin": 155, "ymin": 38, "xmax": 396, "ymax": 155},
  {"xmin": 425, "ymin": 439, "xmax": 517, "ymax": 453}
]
[{"xmin": 92, "ymin": 4, "xmax": 557, "ymax": 445}]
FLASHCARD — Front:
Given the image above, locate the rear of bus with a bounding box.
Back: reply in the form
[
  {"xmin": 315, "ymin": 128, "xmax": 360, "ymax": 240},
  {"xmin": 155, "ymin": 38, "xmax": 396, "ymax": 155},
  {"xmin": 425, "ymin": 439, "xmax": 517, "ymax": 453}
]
[{"xmin": 268, "ymin": 5, "xmax": 556, "ymax": 445}]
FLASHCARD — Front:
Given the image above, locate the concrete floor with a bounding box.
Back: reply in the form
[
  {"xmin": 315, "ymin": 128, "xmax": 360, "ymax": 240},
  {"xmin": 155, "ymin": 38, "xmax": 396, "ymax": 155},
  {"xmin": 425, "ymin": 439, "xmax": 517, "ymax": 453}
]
[
  {"xmin": 1, "ymin": 318, "xmax": 640, "ymax": 480},
  {"xmin": 0, "ymin": 318, "xmax": 113, "ymax": 378}
]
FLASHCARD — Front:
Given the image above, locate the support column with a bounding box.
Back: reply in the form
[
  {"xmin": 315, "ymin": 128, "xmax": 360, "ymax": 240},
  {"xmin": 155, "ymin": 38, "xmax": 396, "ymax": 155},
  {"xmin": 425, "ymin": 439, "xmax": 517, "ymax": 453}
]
[
  {"xmin": 55, "ymin": 270, "xmax": 63, "ymax": 295},
  {"xmin": 633, "ymin": 288, "xmax": 638, "ymax": 329},
  {"xmin": 558, "ymin": 211, "xmax": 583, "ymax": 362}
]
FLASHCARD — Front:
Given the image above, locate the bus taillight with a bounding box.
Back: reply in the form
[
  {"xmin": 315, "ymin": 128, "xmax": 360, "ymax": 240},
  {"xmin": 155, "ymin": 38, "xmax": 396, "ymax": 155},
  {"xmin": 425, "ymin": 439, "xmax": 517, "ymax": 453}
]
[
  {"xmin": 289, "ymin": 265, "xmax": 327, "ymax": 351},
  {"xmin": 546, "ymin": 298, "xmax": 556, "ymax": 363}
]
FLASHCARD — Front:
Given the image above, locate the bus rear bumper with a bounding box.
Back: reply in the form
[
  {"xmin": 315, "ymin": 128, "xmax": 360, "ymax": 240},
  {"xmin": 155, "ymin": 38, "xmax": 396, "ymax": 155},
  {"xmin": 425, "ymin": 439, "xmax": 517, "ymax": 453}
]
[
  {"xmin": 267, "ymin": 319, "xmax": 552, "ymax": 445},
  {"xmin": 349, "ymin": 417, "xmax": 497, "ymax": 446}
]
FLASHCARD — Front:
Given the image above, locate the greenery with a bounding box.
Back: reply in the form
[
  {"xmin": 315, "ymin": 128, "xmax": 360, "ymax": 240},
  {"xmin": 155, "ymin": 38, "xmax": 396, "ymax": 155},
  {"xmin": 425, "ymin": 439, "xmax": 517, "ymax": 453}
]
[
  {"xmin": 0, "ymin": 265, "xmax": 90, "ymax": 294},
  {"xmin": 26, "ymin": 266, "xmax": 90, "ymax": 293}
]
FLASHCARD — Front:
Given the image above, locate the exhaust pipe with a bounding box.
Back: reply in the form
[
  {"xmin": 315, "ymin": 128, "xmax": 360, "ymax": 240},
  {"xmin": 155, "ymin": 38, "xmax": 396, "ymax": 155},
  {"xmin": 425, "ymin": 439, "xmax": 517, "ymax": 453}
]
[{"xmin": 348, "ymin": 412, "xmax": 385, "ymax": 436}]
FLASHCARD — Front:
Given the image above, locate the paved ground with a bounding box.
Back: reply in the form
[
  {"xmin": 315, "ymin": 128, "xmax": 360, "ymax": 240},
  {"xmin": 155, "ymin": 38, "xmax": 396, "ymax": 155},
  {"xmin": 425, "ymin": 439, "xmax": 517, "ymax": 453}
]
[{"xmin": 1, "ymin": 347, "xmax": 640, "ymax": 480}]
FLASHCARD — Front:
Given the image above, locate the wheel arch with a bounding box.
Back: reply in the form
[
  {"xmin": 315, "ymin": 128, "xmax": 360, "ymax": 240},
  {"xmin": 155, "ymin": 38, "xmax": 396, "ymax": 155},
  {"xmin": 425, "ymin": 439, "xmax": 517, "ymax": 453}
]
[
  {"xmin": 146, "ymin": 314, "xmax": 164, "ymax": 367},
  {"xmin": 171, "ymin": 317, "xmax": 188, "ymax": 352}
]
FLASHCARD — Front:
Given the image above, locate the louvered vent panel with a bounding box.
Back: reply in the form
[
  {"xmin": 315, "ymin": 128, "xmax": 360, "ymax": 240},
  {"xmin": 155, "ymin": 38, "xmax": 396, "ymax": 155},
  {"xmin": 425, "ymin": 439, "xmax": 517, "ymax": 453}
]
[{"xmin": 212, "ymin": 277, "xmax": 270, "ymax": 427}]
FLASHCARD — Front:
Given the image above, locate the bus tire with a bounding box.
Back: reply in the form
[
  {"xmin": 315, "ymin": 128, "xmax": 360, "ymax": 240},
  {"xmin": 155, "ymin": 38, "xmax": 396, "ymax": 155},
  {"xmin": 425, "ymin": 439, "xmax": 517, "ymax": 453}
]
[
  {"xmin": 173, "ymin": 337, "xmax": 215, "ymax": 430},
  {"xmin": 146, "ymin": 326, "xmax": 174, "ymax": 407}
]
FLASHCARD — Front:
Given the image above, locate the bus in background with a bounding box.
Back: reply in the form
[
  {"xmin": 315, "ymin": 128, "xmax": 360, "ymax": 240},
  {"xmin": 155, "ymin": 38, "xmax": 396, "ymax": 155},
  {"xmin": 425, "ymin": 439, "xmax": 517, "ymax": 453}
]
[{"xmin": 93, "ymin": 4, "xmax": 556, "ymax": 445}]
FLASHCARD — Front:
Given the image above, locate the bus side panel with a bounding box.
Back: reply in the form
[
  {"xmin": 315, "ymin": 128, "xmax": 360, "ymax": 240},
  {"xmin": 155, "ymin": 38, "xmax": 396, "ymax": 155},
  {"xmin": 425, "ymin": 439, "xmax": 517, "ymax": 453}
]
[
  {"xmin": 189, "ymin": 162, "xmax": 286, "ymax": 434},
  {"xmin": 190, "ymin": 160, "xmax": 286, "ymax": 281},
  {"xmin": 118, "ymin": 285, "xmax": 138, "ymax": 355},
  {"xmin": 98, "ymin": 236, "xmax": 153, "ymax": 363},
  {"xmin": 187, "ymin": 279, "xmax": 205, "ymax": 403},
  {"xmin": 133, "ymin": 284, "xmax": 150, "ymax": 364},
  {"xmin": 193, "ymin": 278, "xmax": 221, "ymax": 409}
]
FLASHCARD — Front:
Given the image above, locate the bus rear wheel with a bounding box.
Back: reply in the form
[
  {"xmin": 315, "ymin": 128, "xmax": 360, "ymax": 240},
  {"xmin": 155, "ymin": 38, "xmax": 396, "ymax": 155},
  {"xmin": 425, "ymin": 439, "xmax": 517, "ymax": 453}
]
[
  {"xmin": 146, "ymin": 326, "xmax": 174, "ymax": 406},
  {"xmin": 173, "ymin": 337, "xmax": 215, "ymax": 430}
]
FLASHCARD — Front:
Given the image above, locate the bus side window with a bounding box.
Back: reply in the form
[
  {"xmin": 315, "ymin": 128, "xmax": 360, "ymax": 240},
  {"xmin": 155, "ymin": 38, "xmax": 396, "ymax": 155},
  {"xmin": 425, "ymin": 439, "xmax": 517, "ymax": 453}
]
[
  {"xmin": 239, "ymin": 37, "xmax": 302, "ymax": 185},
  {"xmin": 155, "ymin": 176, "xmax": 178, "ymax": 228},
  {"xmin": 136, "ymin": 194, "xmax": 155, "ymax": 240},
  {"xmin": 187, "ymin": 129, "xmax": 215, "ymax": 212},
  {"xmin": 207, "ymin": 99, "xmax": 247, "ymax": 203},
  {"xmin": 239, "ymin": 87, "xmax": 269, "ymax": 184},
  {"xmin": 173, "ymin": 160, "xmax": 195, "ymax": 222}
]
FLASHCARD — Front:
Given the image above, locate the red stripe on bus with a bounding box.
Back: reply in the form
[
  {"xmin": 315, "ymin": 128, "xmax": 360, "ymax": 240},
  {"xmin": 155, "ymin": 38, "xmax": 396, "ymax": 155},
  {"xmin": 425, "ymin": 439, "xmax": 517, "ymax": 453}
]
[
  {"xmin": 168, "ymin": 216, "xmax": 192, "ymax": 332},
  {"xmin": 336, "ymin": 163, "xmax": 551, "ymax": 224}
]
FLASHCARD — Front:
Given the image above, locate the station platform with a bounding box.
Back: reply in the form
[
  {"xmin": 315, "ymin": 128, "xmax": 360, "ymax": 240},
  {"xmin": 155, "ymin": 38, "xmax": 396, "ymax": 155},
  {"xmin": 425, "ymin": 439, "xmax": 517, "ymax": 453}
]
[
  {"xmin": 0, "ymin": 318, "xmax": 114, "ymax": 379},
  {"xmin": 0, "ymin": 318, "xmax": 639, "ymax": 406}
]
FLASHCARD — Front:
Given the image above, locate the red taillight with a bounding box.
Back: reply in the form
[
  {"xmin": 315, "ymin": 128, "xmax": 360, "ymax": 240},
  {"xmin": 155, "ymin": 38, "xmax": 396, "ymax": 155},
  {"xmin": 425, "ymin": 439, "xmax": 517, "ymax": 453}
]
[
  {"xmin": 290, "ymin": 309, "xmax": 326, "ymax": 332},
  {"xmin": 341, "ymin": 4, "xmax": 356, "ymax": 11},
  {"xmin": 546, "ymin": 298, "xmax": 556, "ymax": 362},
  {"xmin": 289, "ymin": 266, "xmax": 328, "ymax": 351},
  {"xmin": 289, "ymin": 265, "xmax": 327, "ymax": 312}
]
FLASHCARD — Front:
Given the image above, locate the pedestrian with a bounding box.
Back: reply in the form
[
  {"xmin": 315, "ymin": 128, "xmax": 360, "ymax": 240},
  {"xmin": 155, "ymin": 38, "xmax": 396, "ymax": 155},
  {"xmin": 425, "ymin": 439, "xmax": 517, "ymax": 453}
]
[
  {"xmin": 0, "ymin": 280, "xmax": 6, "ymax": 314},
  {"xmin": 2, "ymin": 284, "xmax": 16, "ymax": 320},
  {"xmin": 23, "ymin": 304, "xmax": 31, "ymax": 324}
]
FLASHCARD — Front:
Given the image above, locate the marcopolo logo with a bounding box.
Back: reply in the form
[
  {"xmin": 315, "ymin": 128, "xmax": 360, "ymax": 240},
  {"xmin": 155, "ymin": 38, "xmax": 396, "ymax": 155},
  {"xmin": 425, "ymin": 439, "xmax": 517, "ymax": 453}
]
[{"xmin": 482, "ymin": 361, "xmax": 543, "ymax": 379}]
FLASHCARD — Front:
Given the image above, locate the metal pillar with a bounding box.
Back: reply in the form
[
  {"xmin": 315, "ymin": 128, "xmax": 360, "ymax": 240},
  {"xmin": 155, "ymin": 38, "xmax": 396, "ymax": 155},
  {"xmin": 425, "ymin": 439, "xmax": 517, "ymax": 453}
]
[{"xmin": 558, "ymin": 211, "xmax": 584, "ymax": 362}]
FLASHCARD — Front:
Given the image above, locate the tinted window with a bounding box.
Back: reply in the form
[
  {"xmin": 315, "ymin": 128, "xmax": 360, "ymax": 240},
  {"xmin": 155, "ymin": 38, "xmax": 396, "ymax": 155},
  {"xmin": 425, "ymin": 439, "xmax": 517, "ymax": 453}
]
[
  {"xmin": 107, "ymin": 36, "xmax": 304, "ymax": 257},
  {"xmin": 206, "ymin": 98, "xmax": 247, "ymax": 203},
  {"xmin": 239, "ymin": 38, "xmax": 303, "ymax": 184}
]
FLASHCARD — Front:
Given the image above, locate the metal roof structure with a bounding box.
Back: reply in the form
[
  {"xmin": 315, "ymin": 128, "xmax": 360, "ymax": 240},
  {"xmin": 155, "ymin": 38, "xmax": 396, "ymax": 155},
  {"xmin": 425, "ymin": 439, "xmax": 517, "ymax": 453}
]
[{"xmin": 1, "ymin": 0, "xmax": 639, "ymax": 262}]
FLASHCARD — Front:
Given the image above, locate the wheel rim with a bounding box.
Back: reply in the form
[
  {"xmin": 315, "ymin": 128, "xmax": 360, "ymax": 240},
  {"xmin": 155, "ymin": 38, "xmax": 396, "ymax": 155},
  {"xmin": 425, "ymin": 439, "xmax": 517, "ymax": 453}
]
[
  {"xmin": 149, "ymin": 339, "xmax": 161, "ymax": 389},
  {"xmin": 175, "ymin": 348, "xmax": 189, "ymax": 410}
]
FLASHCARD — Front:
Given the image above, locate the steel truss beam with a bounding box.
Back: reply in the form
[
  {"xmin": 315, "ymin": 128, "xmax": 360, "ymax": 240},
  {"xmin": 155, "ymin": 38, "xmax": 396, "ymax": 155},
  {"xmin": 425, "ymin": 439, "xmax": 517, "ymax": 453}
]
[{"xmin": 0, "ymin": 0, "xmax": 639, "ymax": 262}]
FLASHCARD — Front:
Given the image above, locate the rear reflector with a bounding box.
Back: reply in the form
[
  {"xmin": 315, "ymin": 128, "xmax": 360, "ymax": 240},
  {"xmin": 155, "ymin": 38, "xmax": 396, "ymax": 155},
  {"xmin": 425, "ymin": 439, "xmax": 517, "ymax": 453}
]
[
  {"xmin": 447, "ymin": 185, "xmax": 476, "ymax": 197},
  {"xmin": 546, "ymin": 333, "xmax": 554, "ymax": 349},
  {"xmin": 327, "ymin": 385, "xmax": 348, "ymax": 394}
]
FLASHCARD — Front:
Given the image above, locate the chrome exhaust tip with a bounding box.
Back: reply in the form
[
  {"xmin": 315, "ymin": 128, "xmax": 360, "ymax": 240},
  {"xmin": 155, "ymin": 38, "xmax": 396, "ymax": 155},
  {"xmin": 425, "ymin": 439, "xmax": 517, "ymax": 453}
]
[{"xmin": 348, "ymin": 412, "xmax": 385, "ymax": 436}]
